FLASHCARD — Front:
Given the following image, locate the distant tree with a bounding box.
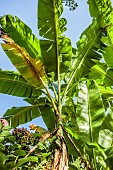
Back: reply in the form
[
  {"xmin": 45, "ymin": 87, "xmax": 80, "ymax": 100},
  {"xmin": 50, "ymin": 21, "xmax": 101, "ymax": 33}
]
[{"xmin": 62, "ymin": 0, "xmax": 78, "ymax": 10}]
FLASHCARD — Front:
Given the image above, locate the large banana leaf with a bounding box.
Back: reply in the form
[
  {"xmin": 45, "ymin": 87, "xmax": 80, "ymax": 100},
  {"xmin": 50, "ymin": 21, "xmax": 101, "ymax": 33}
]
[
  {"xmin": 101, "ymin": 107, "xmax": 113, "ymax": 132},
  {"xmin": 87, "ymin": 61, "xmax": 113, "ymax": 112},
  {"xmin": 62, "ymin": 0, "xmax": 113, "ymax": 100},
  {"xmin": 88, "ymin": 0, "xmax": 113, "ymax": 59},
  {"xmin": 38, "ymin": 0, "xmax": 72, "ymax": 77},
  {"xmin": 87, "ymin": 0, "xmax": 113, "ymax": 114},
  {"xmin": 0, "ymin": 15, "xmax": 41, "ymax": 60},
  {"xmin": 3, "ymin": 96, "xmax": 55, "ymax": 129},
  {"xmin": 87, "ymin": 63, "xmax": 107, "ymax": 85},
  {"xmin": 103, "ymin": 46, "xmax": 113, "ymax": 69},
  {"xmin": 0, "ymin": 69, "xmax": 41, "ymax": 97},
  {"xmin": 88, "ymin": 62, "xmax": 113, "ymax": 87},
  {"xmin": 25, "ymin": 97, "xmax": 55, "ymax": 132},
  {"xmin": 99, "ymin": 129, "xmax": 113, "ymax": 148},
  {"xmin": 99, "ymin": 107, "xmax": 113, "ymax": 148},
  {"xmin": 88, "ymin": 0, "xmax": 112, "ymax": 25},
  {"xmin": 40, "ymin": 37, "xmax": 72, "ymax": 76},
  {"xmin": 3, "ymin": 105, "xmax": 41, "ymax": 128},
  {"xmin": 76, "ymin": 80, "xmax": 105, "ymax": 143},
  {"xmin": 38, "ymin": 0, "xmax": 64, "ymax": 40},
  {"xmin": 0, "ymin": 33, "xmax": 46, "ymax": 88},
  {"xmin": 61, "ymin": 20, "xmax": 104, "ymax": 100}
]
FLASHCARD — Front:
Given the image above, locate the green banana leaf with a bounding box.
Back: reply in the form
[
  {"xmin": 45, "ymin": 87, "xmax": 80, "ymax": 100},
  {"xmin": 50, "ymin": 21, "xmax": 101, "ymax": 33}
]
[
  {"xmin": 62, "ymin": 0, "xmax": 113, "ymax": 100},
  {"xmin": 102, "ymin": 69, "xmax": 113, "ymax": 87},
  {"xmin": 105, "ymin": 146, "xmax": 113, "ymax": 170},
  {"xmin": 87, "ymin": 53, "xmax": 113, "ymax": 113},
  {"xmin": 38, "ymin": 0, "xmax": 64, "ymax": 40},
  {"xmin": 98, "ymin": 107, "xmax": 113, "ymax": 148},
  {"xmin": 0, "ymin": 35, "xmax": 46, "ymax": 88},
  {"xmin": 40, "ymin": 37, "xmax": 72, "ymax": 76},
  {"xmin": 88, "ymin": 0, "xmax": 112, "ymax": 25},
  {"xmin": 103, "ymin": 46, "xmax": 113, "ymax": 69},
  {"xmin": 0, "ymin": 69, "xmax": 41, "ymax": 97},
  {"xmin": 88, "ymin": 0, "xmax": 113, "ymax": 58},
  {"xmin": 101, "ymin": 108, "xmax": 113, "ymax": 132},
  {"xmin": 99, "ymin": 129, "xmax": 113, "ymax": 148},
  {"xmin": 38, "ymin": 0, "xmax": 72, "ymax": 77},
  {"xmin": 61, "ymin": 20, "xmax": 104, "ymax": 100},
  {"xmin": 87, "ymin": 62, "xmax": 113, "ymax": 111},
  {"xmin": 88, "ymin": 62, "xmax": 113, "ymax": 87},
  {"xmin": 25, "ymin": 97, "xmax": 55, "ymax": 132},
  {"xmin": 3, "ymin": 95, "xmax": 55, "ymax": 129},
  {"xmin": 76, "ymin": 80, "xmax": 105, "ymax": 143},
  {"xmin": 61, "ymin": 97, "xmax": 84, "ymax": 156},
  {"xmin": 88, "ymin": 0, "xmax": 113, "ymax": 74},
  {"xmin": 0, "ymin": 15, "xmax": 41, "ymax": 60},
  {"xmin": 3, "ymin": 105, "xmax": 41, "ymax": 128},
  {"xmin": 88, "ymin": 63, "xmax": 106, "ymax": 85}
]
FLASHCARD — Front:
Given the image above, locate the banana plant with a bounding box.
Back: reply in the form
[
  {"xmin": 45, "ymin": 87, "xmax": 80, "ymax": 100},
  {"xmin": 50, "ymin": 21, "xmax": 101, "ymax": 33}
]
[{"xmin": 0, "ymin": 0, "xmax": 113, "ymax": 169}]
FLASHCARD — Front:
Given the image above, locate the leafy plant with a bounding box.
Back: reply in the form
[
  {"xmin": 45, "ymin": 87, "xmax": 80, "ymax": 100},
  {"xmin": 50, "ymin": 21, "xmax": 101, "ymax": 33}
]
[{"xmin": 0, "ymin": 0, "xmax": 113, "ymax": 169}]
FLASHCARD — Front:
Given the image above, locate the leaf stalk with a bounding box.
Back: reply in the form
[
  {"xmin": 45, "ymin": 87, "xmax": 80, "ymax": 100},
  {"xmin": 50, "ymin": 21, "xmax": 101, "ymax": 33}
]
[{"xmin": 53, "ymin": 0, "xmax": 62, "ymax": 126}]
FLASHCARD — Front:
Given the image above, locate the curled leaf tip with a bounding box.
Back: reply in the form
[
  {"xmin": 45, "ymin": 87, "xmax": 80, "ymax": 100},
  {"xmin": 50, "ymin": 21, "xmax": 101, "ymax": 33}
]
[{"xmin": 0, "ymin": 28, "xmax": 14, "ymax": 44}]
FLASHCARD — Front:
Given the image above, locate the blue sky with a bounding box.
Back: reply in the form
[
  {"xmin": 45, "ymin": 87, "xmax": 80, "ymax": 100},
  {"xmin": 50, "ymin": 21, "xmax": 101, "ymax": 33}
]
[{"xmin": 0, "ymin": 0, "xmax": 107, "ymax": 128}]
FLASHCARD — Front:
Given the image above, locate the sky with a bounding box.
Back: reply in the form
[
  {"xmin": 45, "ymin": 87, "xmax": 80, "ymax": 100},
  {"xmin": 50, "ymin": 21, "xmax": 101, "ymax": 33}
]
[{"xmin": 0, "ymin": 0, "xmax": 101, "ymax": 128}]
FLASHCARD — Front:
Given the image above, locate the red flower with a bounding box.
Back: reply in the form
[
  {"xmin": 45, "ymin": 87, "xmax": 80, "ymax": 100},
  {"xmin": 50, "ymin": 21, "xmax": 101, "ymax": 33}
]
[{"xmin": 0, "ymin": 119, "xmax": 9, "ymax": 127}]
